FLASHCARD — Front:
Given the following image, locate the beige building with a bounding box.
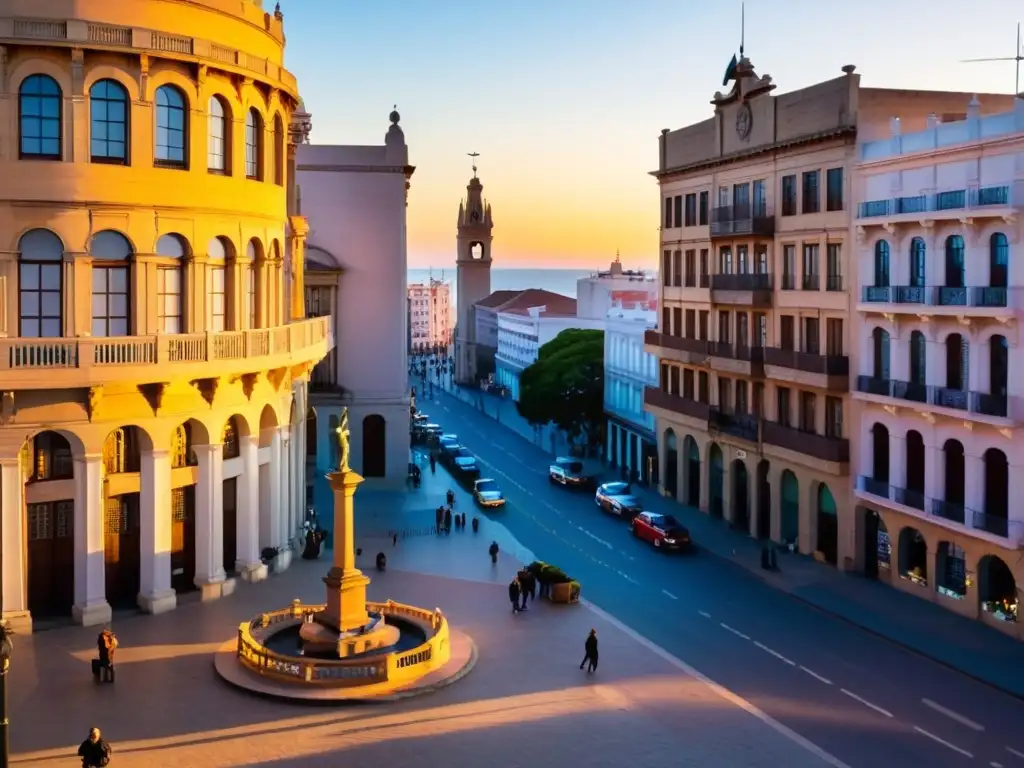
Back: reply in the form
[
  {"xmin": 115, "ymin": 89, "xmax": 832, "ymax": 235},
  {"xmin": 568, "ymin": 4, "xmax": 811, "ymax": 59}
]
[
  {"xmin": 0, "ymin": 0, "xmax": 330, "ymax": 633},
  {"xmin": 408, "ymin": 278, "xmax": 452, "ymax": 352},
  {"xmin": 644, "ymin": 56, "xmax": 1011, "ymax": 571}
]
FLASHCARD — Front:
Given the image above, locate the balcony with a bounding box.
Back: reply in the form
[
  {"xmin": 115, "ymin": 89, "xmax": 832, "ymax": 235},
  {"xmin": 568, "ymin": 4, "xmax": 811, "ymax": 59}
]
[
  {"xmin": 643, "ymin": 330, "xmax": 709, "ymax": 366},
  {"xmin": 858, "ymin": 284, "xmax": 1012, "ymax": 318},
  {"xmin": 706, "ymin": 341, "xmax": 764, "ymax": 378},
  {"xmin": 760, "ymin": 421, "xmax": 849, "ymax": 464},
  {"xmin": 0, "ymin": 316, "xmax": 333, "ymax": 389},
  {"xmin": 762, "ymin": 348, "xmax": 849, "ymax": 392},
  {"xmin": 710, "ymin": 273, "xmax": 773, "ymax": 307},
  {"xmin": 856, "ymin": 185, "xmax": 1014, "ymax": 225},
  {"xmin": 854, "ymin": 377, "xmax": 1013, "ymax": 423},
  {"xmin": 708, "ymin": 409, "xmax": 759, "ymax": 442},
  {"xmin": 710, "ymin": 204, "xmax": 776, "ymax": 239},
  {"xmin": 643, "ymin": 386, "xmax": 711, "ymax": 424}
]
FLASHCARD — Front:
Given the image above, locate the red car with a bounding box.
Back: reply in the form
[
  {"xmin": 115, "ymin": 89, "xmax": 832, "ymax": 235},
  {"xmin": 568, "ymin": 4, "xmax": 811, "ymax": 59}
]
[{"xmin": 630, "ymin": 512, "xmax": 691, "ymax": 551}]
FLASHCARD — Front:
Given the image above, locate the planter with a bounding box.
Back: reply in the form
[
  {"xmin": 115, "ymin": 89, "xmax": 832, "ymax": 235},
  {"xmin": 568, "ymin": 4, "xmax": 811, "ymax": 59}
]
[{"xmin": 547, "ymin": 581, "xmax": 581, "ymax": 604}]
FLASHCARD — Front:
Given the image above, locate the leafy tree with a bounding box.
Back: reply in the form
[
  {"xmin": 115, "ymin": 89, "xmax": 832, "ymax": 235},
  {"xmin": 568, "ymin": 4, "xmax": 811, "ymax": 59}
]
[{"xmin": 516, "ymin": 328, "xmax": 604, "ymax": 450}]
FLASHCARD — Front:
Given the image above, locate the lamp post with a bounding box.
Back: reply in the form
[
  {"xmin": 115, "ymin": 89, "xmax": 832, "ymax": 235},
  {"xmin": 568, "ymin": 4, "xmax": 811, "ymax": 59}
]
[{"xmin": 0, "ymin": 619, "xmax": 12, "ymax": 768}]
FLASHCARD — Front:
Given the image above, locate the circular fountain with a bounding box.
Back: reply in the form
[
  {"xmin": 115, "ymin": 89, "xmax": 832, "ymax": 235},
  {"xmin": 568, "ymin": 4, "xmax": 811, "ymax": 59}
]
[{"xmin": 214, "ymin": 413, "xmax": 473, "ymax": 701}]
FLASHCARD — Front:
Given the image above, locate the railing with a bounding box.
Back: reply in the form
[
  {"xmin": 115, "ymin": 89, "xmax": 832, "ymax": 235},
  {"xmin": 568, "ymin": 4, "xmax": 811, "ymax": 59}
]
[
  {"xmin": 855, "ymin": 377, "xmax": 1009, "ymax": 419},
  {"xmin": 857, "ymin": 185, "xmax": 1012, "ymax": 218},
  {"xmin": 236, "ymin": 599, "xmax": 449, "ymax": 686},
  {"xmin": 644, "ymin": 387, "xmax": 711, "ymax": 421},
  {"xmin": 860, "ymin": 285, "xmax": 1009, "ymax": 309},
  {"xmin": 760, "ymin": 421, "xmax": 849, "ymax": 463},
  {"xmin": 825, "ymin": 274, "xmax": 843, "ymax": 292},
  {"xmin": 644, "ymin": 330, "xmax": 707, "ymax": 356},
  {"xmin": 763, "ymin": 348, "xmax": 849, "ymax": 376},
  {"xmin": 801, "ymin": 274, "xmax": 820, "ymax": 291},
  {"xmin": 709, "ymin": 204, "xmax": 775, "ymax": 238},
  {"xmin": 710, "ymin": 273, "xmax": 773, "ymax": 292},
  {"xmin": 1, "ymin": 316, "xmax": 330, "ymax": 377},
  {"xmin": 708, "ymin": 409, "xmax": 759, "ymax": 442}
]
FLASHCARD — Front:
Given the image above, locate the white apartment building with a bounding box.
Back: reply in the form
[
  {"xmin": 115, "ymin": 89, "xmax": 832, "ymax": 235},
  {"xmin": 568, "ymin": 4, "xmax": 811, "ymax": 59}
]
[
  {"xmin": 576, "ymin": 256, "xmax": 658, "ymax": 320},
  {"xmin": 604, "ymin": 307, "xmax": 658, "ymax": 485},
  {"xmin": 852, "ymin": 96, "xmax": 1023, "ymax": 635},
  {"xmin": 408, "ymin": 278, "xmax": 453, "ymax": 352}
]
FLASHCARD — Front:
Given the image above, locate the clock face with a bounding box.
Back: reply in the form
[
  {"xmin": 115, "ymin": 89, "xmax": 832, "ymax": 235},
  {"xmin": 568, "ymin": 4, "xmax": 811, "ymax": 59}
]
[
  {"xmin": 471, "ymin": 210, "xmax": 481, "ymax": 222},
  {"xmin": 736, "ymin": 103, "xmax": 753, "ymax": 140}
]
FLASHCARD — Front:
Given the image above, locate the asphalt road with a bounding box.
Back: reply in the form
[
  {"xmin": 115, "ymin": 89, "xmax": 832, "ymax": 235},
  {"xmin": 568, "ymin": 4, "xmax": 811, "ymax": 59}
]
[{"xmin": 416, "ymin": 388, "xmax": 1024, "ymax": 768}]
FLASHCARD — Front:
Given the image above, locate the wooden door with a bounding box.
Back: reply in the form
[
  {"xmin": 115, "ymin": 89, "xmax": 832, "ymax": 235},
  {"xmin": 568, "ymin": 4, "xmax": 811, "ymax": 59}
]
[
  {"xmin": 170, "ymin": 486, "xmax": 196, "ymax": 592},
  {"xmin": 104, "ymin": 494, "xmax": 140, "ymax": 608},
  {"xmin": 222, "ymin": 477, "xmax": 237, "ymax": 575},
  {"xmin": 27, "ymin": 501, "xmax": 74, "ymax": 617}
]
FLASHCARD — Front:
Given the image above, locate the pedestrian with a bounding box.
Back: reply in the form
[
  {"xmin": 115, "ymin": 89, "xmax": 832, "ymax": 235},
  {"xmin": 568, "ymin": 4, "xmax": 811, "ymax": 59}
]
[
  {"xmin": 489, "ymin": 540, "xmax": 499, "ymax": 564},
  {"xmin": 446, "ymin": 488, "xmax": 456, "ymax": 508},
  {"xmin": 392, "ymin": 531, "xmax": 398, "ymax": 547},
  {"xmin": 443, "ymin": 506, "xmax": 452, "ymax": 534},
  {"xmin": 580, "ymin": 629, "xmax": 599, "ymax": 672},
  {"xmin": 93, "ymin": 626, "xmax": 117, "ymax": 683},
  {"xmin": 78, "ymin": 727, "xmax": 112, "ymax": 767},
  {"xmin": 523, "ymin": 569, "xmax": 537, "ymax": 605},
  {"xmin": 429, "ymin": 453, "xmax": 436, "ymax": 474},
  {"xmin": 435, "ymin": 506, "xmax": 443, "ymax": 534},
  {"xmin": 508, "ymin": 578, "xmax": 521, "ymax": 614},
  {"xmin": 518, "ymin": 570, "xmax": 530, "ymax": 611}
]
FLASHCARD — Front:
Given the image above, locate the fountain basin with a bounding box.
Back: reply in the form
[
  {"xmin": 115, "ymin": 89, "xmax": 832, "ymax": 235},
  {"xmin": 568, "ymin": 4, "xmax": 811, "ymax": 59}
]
[{"xmin": 296, "ymin": 610, "xmax": 402, "ymax": 657}]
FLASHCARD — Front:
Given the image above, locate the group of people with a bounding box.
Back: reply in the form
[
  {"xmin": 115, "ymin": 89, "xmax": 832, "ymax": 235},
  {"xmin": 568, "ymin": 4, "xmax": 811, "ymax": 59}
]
[
  {"xmin": 508, "ymin": 568, "xmax": 538, "ymax": 613},
  {"xmin": 435, "ymin": 488, "xmax": 478, "ymax": 534}
]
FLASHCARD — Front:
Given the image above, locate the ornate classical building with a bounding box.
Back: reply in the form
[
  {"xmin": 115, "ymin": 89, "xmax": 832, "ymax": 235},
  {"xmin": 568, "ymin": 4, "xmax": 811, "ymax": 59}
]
[{"xmin": 0, "ymin": 0, "xmax": 329, "ymax": 633}]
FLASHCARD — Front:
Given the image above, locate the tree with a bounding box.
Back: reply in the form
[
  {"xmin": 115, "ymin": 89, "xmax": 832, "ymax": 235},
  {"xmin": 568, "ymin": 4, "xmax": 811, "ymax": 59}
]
[{"xmin": 516, "ymin": 328, "xmax": 604, "ymax": 451}]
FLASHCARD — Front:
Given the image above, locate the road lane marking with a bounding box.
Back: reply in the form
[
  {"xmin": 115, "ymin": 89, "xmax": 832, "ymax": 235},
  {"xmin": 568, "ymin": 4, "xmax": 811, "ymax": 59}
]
[
  {"xmin": 799, "ymin": 665, "xmax": 832, "ymax": 685},
  {"xmin": 720, "ymin": 622, "xmax": 751, "ymax": 640},
  {"xmin": 840, "ymin": 689, "xmax": 893, "ymax": 718},
  {"xmin": 754, "ymin": 641, "xmax": 795, "ymax": 666},
  {"xmin": 577, "ymin": 525, "xmax": 614, "ymax": 549},
  {"xmin": 582, "ymin": 599, "xmax": 853, "ymax": 768},
  {"xmin": 1008, "ymin": 746, "xmax": 1024, "ymax": 759},
  {"xmin": 913, "ymin": 726, "xmax": 973, "ymax": 758},
  {"xmin": 661, "ymin": 589, "xmax": 678, "ymax": 600},
  {"xmin": 617, "ymin": 570, "xmax": 639, "ymax": 584},
  {"xmin": 992, "ymin": 762, "xmax": 1004, "ymax": 767},
  {"xmin": 698, "ymin": 610, "xmax": 711, "ymax": 618},
  {"xmin": 921, "ymin": 698, "xmax": 984, "ymax": 731}
]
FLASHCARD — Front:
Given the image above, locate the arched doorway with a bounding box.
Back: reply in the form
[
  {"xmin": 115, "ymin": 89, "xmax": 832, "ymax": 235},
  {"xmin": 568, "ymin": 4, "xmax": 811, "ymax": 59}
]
[
  {"xmin": 869, "ymin": 423, "xmax": 890, "ymax": 494},
  {"xmin": 898, "ymin": 527, "xmax": 928, "ymax": 586},
  {"xmin": 306, "ymin": 407, "xmax": 317, "ymax": 460},
  {"xmin": 816, "ymin": 484, "xmax": 838, "ymax": 565},
  {"xmin": 731, "ymin": 459, "xmax": 749, "ymax": 532},
  {"xmin": 22, "ymin": 430, "xmax": 77, "ymax": 618},
  {"xmin": 780, "ymin": 470, "xmax": 799, "ymax": 545},
  {"xmin": 663, "ymin": 429, "xmax": 678, "ymax": 499},
  {"xmin": 941, "ymin": 439, "xmax": 966, "ymax": 524},
  {"xmin": 362, "ymin": 414, "xmax": 386, "ymax": 478},
  {"xmin": 860, "ymin": 507, "xmax": 884, "ymax": 579},
  {"xmin": 904, "ymin": 430, "xmax": 925, "ymax": 510},
  {"xmin": 982, "ymin": 448, "xmax": 1009, "ymax": 535},
  {"xmin": 978, "ymin": 555, "xmax": 1018, "ymax": 622},
  {"xmin": 756, "ymin": 460, "xmax": 771, "ymax": 540},
  {"xmin": 101, "ymin": 425, "xmax": 146, "ymax": 609},
  {"xmin": 936, "ymin": 542, "xmax": 967, "ymax": 600},
  {"xmin": 684, "ymin": 435, "xmax": 699, "ymax": 507},
  {"xmin": 169, "ymin": 421, "xmax": 200, "ymax": 593},
  {"xmin": 708, "ymin": 443, "xmax": 724, "ymax": 518}
]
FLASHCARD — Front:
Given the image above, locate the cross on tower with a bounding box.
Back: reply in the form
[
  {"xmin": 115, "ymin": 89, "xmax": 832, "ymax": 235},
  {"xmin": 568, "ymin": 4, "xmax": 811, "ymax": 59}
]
[{"xmin": 468, "ymin": 152, "xmax": 480, "ymax": 179}]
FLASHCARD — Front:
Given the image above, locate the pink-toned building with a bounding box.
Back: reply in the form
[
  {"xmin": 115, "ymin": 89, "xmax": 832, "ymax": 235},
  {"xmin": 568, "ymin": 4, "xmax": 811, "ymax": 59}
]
[
  {"xmin": 408, "ymin": 278, "xmax": 452, "ymax": 352},
  {"xmin": 852, "ymin": 97, "xmax": 1024, "ymax": 634}
]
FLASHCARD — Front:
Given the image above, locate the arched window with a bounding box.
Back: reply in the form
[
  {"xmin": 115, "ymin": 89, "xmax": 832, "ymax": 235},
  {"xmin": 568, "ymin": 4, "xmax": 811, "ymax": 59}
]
[
  {"xmin": 904, "ymin": 431, "xmax": 925, "ymax": 510},
  {"xmin": 989, "ymin": 232, "xmax": 1008, "ymax": 288},
  {"xmin": 983, "ymin": 448, "xmax": 1009, "ymax": 528},
  {"xmin": 273, "ymin": 113, "xmax": 285, "ymax": 185},
  {"xmin": 871, "ymin": 327, "xmax": 890, "ymax": 380},
  {"xmin": 945, "ymin": 333, "xmax": 967, "ymax": 391},
  {"xmin": 222, "ymin": 417, "xmax": 240, "ymax": 460},
  {"xmin": 873, "ymin": 240, "xmax": 890, "ymax": 287},
  {"xmin": 89, "ymin": 79, "xmax": 129, "ymax": 164},
  {"xmin": 207, "ymin": 237, "xmax": 229, "ymax": 332},
  {"xmin": 103, "ymin": 429, "xmax": 127, "ymax": 475},
  {"xmin": 171, "ymin": 424, "xmax": 195, "ymax": 469},
  {"xmin": 870, "ymin": 423, "xmax": 889, "ymax": 487},
  {"xmin": 207, "ymin": 96, "xmax": 228, "ymax": 172},
  {"xmin": 156, "ymin": 234, "xmax": 187, "ymax": 334},
  {"xmin": 944, "ymin": 235, "xmax": 965, "ymax": 288},
  {"xmin": 909, "ymin": 330, "xmax": 926, "ymax": 391},
  {"xmin": 89, "ymin": 230, "xmax": 133, "ymax": 337},
  {"xmin": 18, "ymin": 229, "xmax": 64, "ymax": 337},
  {"xmin": 246, "ymin": 239, "xmax": 262, "ymax": 329},
  {"xmin": 19, "ymin": 74, "xmax": 62, "ymax": 159},
  {"xmin": 909, "ymin": 237, "xmax": 926, "ymax": 288},
  {"xmin": 154, "ymin": 85, "xmax": 186, "ymax": 167},
  {"xmin": 943, "ymin": 439, "xmax": 966, "ymax": 520},
  {"xmin": 245, "ymin": 108, "xmax": 262, "ymax": 179}
]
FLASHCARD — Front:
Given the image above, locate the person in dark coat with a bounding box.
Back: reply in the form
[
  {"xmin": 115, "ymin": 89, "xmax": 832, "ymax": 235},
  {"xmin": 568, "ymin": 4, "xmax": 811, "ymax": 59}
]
[
  {"xmin": 78, "ymin": 727, "xmax": 111, "ymax": 767},
  {"xmin": 508, "ymin": 579, "xmax": 522, "ymax": 614},
  {"xmin": 429, "ymin": 453, "xmax": 437, "ymax": 474},
  {"xmin": 489, "ymin": 541, "xmax": 499, "ymax": 563},
  {"xmin": 580, "ymin": 628, "xmax": 598, "ymax": 672},
  {"xmin": 435, "ymin": 506, "xmax": 444, "ymax": 533},
  {"xmin": 443, "ymin": 506, "xmax": 452, "ymax": 534},
  {"xmin": 95, "ymin": 627, "xmax": 117, "ymax": 683},
  {"xmin": 522, "ymin": 570, "xmax": 537, "ymax": 607}
]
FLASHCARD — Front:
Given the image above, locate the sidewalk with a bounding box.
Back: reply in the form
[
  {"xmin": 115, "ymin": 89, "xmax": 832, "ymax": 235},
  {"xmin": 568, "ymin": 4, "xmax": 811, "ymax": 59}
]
[{"xmin": 434, "ymin": 385, "xmax": 1024, "ymax": 700}]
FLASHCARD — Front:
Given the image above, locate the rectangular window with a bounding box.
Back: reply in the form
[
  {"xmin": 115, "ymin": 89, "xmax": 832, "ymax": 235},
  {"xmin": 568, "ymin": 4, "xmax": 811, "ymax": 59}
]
[
  {"xmin": 673, "ymin": 195, "xmax": 683, "ymax": 229},
  {"xmin": 684, "ymin": 250, "xmax": 696, "ymax": 286},
  {"xmin": 245, "ymin": 117, "xmax": 261, "ymax": 179},
  {"xmin": 802, "ymin": 170, "xmax": 820, "ymax": 214},
  {"xmin": 697, "ymin": 371, "xmax": 710, "ymax": 403},
  {"xmin": 719, "ymin": 247, "xmax": 733, "ymax": 274},
  {"xmin": 755, "ymin": 313, "xmax": 767, "ymax": 346},
  {"xmin": 826, "ymin": 318, "xmax": 843, "ymax": 356},
  {"xmin": 718, "ymin": 377, "xmax": 732, "ymax": 413},
  {"xmin": 699, "ymin": 249, "xmax": 709, "ymax": 284},
  {"xmin": 753, "ymin": 179, "xmax": 767, "ymax": 217},
  {"xmin": 91, "ymin": 266, "xmax": 129, "ymax": 337},
  {"xmin": 672, "ymin": 250, "xmax": 682, "ymax": 287},
  {"xmin": 737, "ymin": 245, "xmax": 749, "ymax": 274},
  {"xmin": 825, "ymin": 396, "xmax": 843, "ymax": 438},
  {"xmin": 732, "ymin": 182, "xmax": 750, "ymax": 212},
  {"xmin": 826, "ymin": 167, "xmax": 844, "ymax": 211},
  {"xmin": 698, "ymin": 310, "xmax": 709, "ymax": 340},
  {"xmin": 684, "ymin": 193, "xmax": 697, "ymax": 226},
  {"xmin": 208, "ymin": 266, "xmax": 226, "ymax": 332},
  {"xmin": 736, "ymin": 313, "xmax": 749, "ymax": 348},
  {"xmin": 802, "ymin": 244, "xmax": 819, "ymax": 290},
  {"xmin": 669, "ymin": 365, "xmax": 680, "ymax": 394},
  {"xmin": 777, "ymin": 387, "xmax": 791, "ymax": 427},
  {"xmin": 753, "ymin": 382, "xmax": 764, "ymax": 417},
  {"xmin": 754, "ymin": 244, "xmax": 768, "ymax": 274},
  {"xmin": 19, "ymin": 259, "xmax": 62, "ymax": 338},
  {"xmin": 660, "ymin": 362, "xmax": 669, "ymax": 391},
  {"xmin": 698, "ymin": 191, "xmax": 709, "ymax": 225},
  {"xmin": 672, "ymin": 307, "xmax": 682, "ymax": 337},
  {"xmin": 662, "ymin": 249, "xmax": 671, "ymax": 286},
  {"xmin": 736, "ymin": 380, "xmax": 749, "ymax": 414},
  {"xmin": 780, "ymin": 315, "xmax": 795, "ymax": 350},
  {"xmin": 661, "ymin": 307, "xmax": 670, "ymax": 332},
  {"xmin": 247, "ymin": 265, "xmax": 257, "ymax": 329},
  {"xmin": 803, "ymin": 317, "xmax": 820, "ymax": 354},
  {"xmin": 664, "ymin": 197, "xmax": 673, "ymax": 228},
  {"xmin": 718, "ymin": 310, "xmax": 731, "ymax": 344},
  {"xmin": 157, "ymin": 267, "xmax": 181, "ymax": 334},
  {"xmin": 799, "ymin": 391, "xmax": 817, "ymax": 433},
  {"xmin": 683, "ymin": 369, "xmax": 695, "ymax": 399},
  {"xmin": 781, "ymin": 175, "xmax": 796, "ymax": 216},
  {"xmin": 685, "ymin": 309, "xmax": 696, "ymax": 337},
  {"xmin": 782, "ymin": 245, "xmax": 795, "ymax": 289},
  {"xmin": 826, "ymin": 243, "xmax": 843, "ymax": 291}
]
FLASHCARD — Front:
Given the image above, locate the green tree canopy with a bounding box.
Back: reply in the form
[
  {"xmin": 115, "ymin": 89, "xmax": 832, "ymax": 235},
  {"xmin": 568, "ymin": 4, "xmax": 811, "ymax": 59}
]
[{"xmin": 516, "ymin": 328, "xmax": 604, "ymax": 448}]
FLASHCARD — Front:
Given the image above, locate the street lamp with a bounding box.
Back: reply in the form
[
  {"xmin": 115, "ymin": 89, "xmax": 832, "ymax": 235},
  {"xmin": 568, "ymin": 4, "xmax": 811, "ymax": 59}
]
[{"xmin": 0, "ymin": 621, "xmax": 12, "ymax": 768}]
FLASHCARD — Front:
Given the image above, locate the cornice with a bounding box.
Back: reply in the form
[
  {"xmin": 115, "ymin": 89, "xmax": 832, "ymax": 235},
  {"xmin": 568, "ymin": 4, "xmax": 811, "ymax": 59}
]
[
  {"xmin": 856, "ymin": 132, "xmax": 1024, "ymax": 171},
  {"xmin": 297, "ymin": 163, "xmax": 416, "ymax": 176}
]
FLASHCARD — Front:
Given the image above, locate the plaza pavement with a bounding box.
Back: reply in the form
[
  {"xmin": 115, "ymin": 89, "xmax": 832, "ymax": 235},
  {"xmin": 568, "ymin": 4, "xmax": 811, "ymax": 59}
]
[{"xmin": 7, "ymin": 514, "xmax": 841, "ymax": 767}]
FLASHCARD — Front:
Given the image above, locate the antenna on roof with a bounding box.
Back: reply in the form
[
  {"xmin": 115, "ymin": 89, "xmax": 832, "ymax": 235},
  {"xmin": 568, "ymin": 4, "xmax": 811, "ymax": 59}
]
[
  {"xmin": 740, "ymin": 2, "xmax": 745, "ymax": 57},
  {"xmin": 961, "ymin": 22, "xmax": 1023, "ymax": 95}
]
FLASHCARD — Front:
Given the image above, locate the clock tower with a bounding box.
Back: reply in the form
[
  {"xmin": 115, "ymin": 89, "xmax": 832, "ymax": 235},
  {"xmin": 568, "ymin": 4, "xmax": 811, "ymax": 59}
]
[{"xmin": 454, "ymin": 168, "xmax": 493, "ymax": 383}]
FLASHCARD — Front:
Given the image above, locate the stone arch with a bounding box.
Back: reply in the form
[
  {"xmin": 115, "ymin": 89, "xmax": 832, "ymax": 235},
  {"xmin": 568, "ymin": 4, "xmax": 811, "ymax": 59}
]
[
  {"xmin": 815, "ymin": 483, "xmax": 838, "ymax": 565},
  {"xmin": 8, "ymin": 57, "xmax": 74, "ymax": 99},
  {"xmin": 82, "ymin": 64, "xmax": 141, "ymax": 102},
  {"xmin": 242, "ymin": 83, "xmax": 269, "ymax": 114},
  {"xmin": 977, "ymin": 554, "xmax": 1018, "ymax": 622},
  {"xmin": 155, "ymin": 232, "xmax": 191, "ymax": 258},
  {"xmin": 707, "ymin": 442, "xmax": 724, "ymax": 519},
  {"xmin": 897, "ymin": 526, "xmax": 928, "ymax": 585},
  {"xmin": 246, "ymin": 236, "xmax": 265, "ymax": 263},
  {"xmin": 779, "ymin": 469, "xmax": 799, "ymax": 545},
  {"xmin": 362, "ymin": 414, "xmax": 387, "ymax": 478},
  {"xmin": 11, "ymin": 224, "xmax": 67, "ymax": 254},
  {"xmin": 144, "ymin": 65, "xmax": 200, "ymax": 103},
  {"xmin": 683, "ymin": 434, "xmax": 699, "ymax": 508},
  {"xmin": 258, "ymin": 403, "xmax": 280, "ymax": 447},
  {"xmin": 730, "ymin": 458, "xmax": 750, "ymax": 532},
  {"xmin": 219, "ymin": 413, "xmax": 252, "ymax": 458},
  {"xmin": 662, "ymin": 428, "xmax": 678, "ymax": 499},
  {"xmin": 89, "ymin": 228, "xmax": 137, "ymax": 258}
]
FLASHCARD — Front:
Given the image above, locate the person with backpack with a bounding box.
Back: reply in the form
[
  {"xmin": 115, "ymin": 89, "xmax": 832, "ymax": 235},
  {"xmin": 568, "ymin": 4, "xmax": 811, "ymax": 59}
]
[{"xmin": 78, "ymin": 727, "xmax": 112, "ymax": 767}]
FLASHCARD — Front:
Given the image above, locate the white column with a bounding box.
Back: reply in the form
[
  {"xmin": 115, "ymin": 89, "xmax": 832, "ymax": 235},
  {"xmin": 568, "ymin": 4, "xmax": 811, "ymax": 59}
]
[
  {"xmin": 194, "ymin": 443, "xmax": 227, "ymax": 597},
  {"xmin": 138, "ymin": 449, "xmax": 176, "ymax": 614},
  {"xmin": 236, "ymin": 435, "xmax": 265, "ymax": 581},
  {"xmin": 0, "ymin": 459, "xmax": 30, "ymax": 630},
  {"xmin": 270, "ymin": 427, "xmax": 288, "ymax": 569},
  {"xmin": 72, "ymin": 454, "xmax": 111, "ymax": 626},
  {"xmin": 280, "ymin": 428, "xmax": 292, "ymax": 547}
]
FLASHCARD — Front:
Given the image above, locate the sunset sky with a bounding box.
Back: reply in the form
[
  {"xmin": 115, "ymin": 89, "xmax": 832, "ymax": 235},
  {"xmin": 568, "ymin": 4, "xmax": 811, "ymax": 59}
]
[{"xmin": 283, "ymin": 0, "xmax": 1021, "ymax": 270}]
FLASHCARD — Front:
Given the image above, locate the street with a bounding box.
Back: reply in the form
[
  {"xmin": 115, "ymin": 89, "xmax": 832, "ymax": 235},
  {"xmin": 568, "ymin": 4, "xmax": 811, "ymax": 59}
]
[{"xmin": 418, "ymin": 386, "xmax": 1024, "ymax": 768}]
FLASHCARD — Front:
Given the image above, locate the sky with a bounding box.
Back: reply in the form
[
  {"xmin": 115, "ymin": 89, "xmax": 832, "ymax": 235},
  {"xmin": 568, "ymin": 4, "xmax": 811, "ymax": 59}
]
[{"xmin": 280, "ymin": 0, "xmax": 1022, "ymax": 270}]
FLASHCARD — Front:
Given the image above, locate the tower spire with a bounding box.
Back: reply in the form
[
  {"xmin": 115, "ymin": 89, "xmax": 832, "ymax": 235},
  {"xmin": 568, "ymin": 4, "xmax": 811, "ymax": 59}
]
[{"xmin": 468, "ymin": 151, "xmax": 480, "ymax": 180}]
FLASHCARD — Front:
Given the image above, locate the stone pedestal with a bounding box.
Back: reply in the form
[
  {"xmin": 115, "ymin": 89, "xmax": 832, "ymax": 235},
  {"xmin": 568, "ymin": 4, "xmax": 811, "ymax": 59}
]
[{"xmin": 319, "ymin": 469, "xmax": 370, "ymax": 632}]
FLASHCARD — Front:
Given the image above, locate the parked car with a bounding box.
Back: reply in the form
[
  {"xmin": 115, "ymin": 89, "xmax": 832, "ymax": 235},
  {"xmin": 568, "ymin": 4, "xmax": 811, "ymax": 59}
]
[
  {"xmin": 473, "ymin": 478, "xmax": 506, "ymax": 507},
  {"xmin": 630, "ymin": 512, "xmax": 691, "ymax": 551},
  {"xmin": 438, "ymin": 434, "xmax": 460, "ymax": 454},
  {"xmin": 548, "ymin": 457, "xmax": 595, "ymax": 488},
  {"xmin": 595, "ymin": 482, "xmax": 642, "ymax": 519},
  {"xmin": 450, "ymin": 447, "xmax": 480, "ymax": 476},
  {"xmin": 423, "ymin": 424, "xmax": 444, "ymax": 443}
]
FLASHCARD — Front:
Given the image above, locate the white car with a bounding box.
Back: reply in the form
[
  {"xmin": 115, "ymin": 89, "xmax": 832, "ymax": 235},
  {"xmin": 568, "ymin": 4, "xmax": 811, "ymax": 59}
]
[{"xmin": 474, "ymin": 478, "xmax": 506, "ymax": 507}]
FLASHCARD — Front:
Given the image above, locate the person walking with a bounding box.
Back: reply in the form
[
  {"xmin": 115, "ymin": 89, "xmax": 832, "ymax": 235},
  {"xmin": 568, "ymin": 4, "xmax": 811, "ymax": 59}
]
[
  {"xmin": 523, "ymin": 569, "xmax": 537, "ymax": 607},
  {"xmin": 429, "ymin": 453, "xmax": 436, "ymax": 474},
  {"xmin": 580, "ymin": 629, "xmax": 599, "ymax": 672},
  {"xmin": 78, "ymin": 727, "xmax": 112, "ymax": 767},
  {"xmin": 446, "ymin": 488, "xmax": 456, "ymax": 508},
  {"xmin": 435, "ymin": 506, "xmax": 444, "ymax": 534},
  {"xmin": 489, "ymin": 540, "xmax": 499, "ymax": 564},
  {"xmin": 508, "ymin": 578, "xmax": 522, "ymax": 614},
  {"xmin": 443, "ymin": 506, "xmax": 452, "ymax": 534}
]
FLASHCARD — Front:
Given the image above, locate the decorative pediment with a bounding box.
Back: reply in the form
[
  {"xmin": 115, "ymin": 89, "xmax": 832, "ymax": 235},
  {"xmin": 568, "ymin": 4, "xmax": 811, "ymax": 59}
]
[{"xmin": 711, "ymin": 56, "xmax": 775, "ymax": 106}]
